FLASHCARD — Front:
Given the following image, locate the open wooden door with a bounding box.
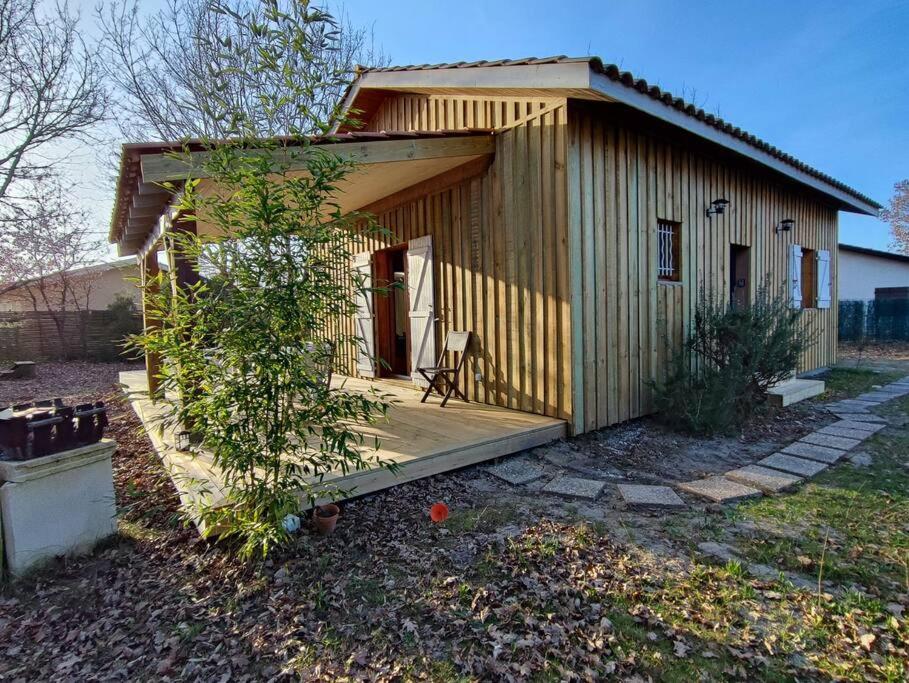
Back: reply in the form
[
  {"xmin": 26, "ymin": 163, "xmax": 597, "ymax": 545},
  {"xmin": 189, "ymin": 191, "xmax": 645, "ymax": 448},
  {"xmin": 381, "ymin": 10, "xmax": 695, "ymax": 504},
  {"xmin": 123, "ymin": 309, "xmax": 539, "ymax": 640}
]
[
  {"xmin": 407, "ymin": 235, "xmax": 436, "ymax": 388},
  {"xmin": 353, "ymin": 251, "xmax": 375, "ymax": 378}
]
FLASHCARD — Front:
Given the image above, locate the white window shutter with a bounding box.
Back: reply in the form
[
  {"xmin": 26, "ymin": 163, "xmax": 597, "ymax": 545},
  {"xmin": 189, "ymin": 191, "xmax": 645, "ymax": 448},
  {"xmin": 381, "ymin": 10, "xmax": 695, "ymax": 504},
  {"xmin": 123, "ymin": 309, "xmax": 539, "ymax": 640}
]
[
  {"xmin": 789, "ymin": 244, "xmax": 803, "ymax": 310},
  {"xmin": 816, "ymin": 249, "xmax": 831, "ymax": 309},
  {"xmin": 352, "ymin": 251, "xmax": 375, "ymax": 378},
  {"xmin": 407, "ymin": 235, "xmax": 436, "ymax": 388}
]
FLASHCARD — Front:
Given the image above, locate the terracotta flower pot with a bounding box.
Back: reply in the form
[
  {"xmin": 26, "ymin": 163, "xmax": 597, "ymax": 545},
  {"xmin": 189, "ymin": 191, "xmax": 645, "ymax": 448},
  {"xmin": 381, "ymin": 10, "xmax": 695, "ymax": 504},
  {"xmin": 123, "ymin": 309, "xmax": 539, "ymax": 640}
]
[{"xmin": 313, "ymin": 503, "xmax": 340, "ymax": 535}]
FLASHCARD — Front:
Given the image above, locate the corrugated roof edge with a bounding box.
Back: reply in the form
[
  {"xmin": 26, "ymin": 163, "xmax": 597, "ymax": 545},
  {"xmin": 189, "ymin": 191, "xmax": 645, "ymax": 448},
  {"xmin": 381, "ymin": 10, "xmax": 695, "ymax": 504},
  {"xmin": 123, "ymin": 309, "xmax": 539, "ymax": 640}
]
[{"xmin": 351, "ymin": 55, "xmax": 880, "ymax": 211}]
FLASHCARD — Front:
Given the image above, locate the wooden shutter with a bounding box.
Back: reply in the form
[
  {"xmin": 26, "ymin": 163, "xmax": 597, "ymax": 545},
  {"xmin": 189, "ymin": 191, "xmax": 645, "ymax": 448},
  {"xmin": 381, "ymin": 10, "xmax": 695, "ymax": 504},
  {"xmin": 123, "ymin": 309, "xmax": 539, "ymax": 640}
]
[
  {"xmin": 789, "ymin": 244, "xmax": 803, "ymax": 310},
  {"xmin": 353, "ymin": 251, "xmax": 375, "ymax": 378},
  {"xmin": 817, "ymin": 249, "xmax": 831, "ymax": 309},
  {"xmin": 407, "ymin": 235, "xmax": 436, "ymax": 387}
]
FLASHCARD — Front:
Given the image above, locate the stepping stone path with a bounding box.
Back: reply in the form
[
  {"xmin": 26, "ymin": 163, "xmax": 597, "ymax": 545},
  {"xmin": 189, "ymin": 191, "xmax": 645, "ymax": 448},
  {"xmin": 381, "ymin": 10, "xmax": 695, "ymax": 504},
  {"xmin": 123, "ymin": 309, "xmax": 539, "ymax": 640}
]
[
  {"xmin": 486, "ymin": 458, "xmax": 545, "ymax": 485},
  {"xmin": 542, "ymin": 475, "xmax": 606, "ymax": 500},
  {"xmin": 758, "ymin": 453, "xmax": 828, "ymax": 477},
  {"xmin": 725, "ymin": 465, "xmax": 802, "ymax": 494},
  {"xmin": 675, "ymin": 375, "xmax": 908, "ymax": 505},
  {"xmin": 799, "ymin": 432, "xmax": 861, "ymax": 451},
  {"xmin": 678, "ymin": 476, "xmax": 761, "ymax": 503},
  {"xmin": 617, "ymin": 484, "xmax": 685, "ymax": 509}
]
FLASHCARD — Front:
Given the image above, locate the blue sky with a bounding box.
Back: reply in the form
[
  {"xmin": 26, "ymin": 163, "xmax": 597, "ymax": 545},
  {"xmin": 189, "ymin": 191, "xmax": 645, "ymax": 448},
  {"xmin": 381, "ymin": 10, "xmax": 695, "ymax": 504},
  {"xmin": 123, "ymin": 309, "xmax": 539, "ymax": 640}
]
[
  {"xmin": 72, "ymin": 0, "xmax": 907, "ymax": 253},
  {"xmin": 336, "ymin": 0, "xmax": 908, "ymax": 251}
]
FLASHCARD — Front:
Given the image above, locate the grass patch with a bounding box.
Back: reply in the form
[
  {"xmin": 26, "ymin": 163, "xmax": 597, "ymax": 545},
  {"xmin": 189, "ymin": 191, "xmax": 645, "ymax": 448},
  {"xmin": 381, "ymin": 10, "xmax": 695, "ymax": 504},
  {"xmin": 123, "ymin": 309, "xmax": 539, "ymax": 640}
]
[
  {"xmin": 442, "ymin": 503, "xmax": 519, "ymax": 534},
  {"xmin": 736, "ymin": 396, "xmax": 909, "ymax": 597},
  {"xmin": 821, "ymin": 367, "xmax": 904, "ymax": 400}
]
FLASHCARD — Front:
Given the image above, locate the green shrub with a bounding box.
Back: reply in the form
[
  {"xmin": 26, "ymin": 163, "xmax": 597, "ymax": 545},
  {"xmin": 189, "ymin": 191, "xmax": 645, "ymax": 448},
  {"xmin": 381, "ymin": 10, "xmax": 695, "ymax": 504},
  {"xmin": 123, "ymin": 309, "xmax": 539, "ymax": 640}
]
[
  {"xmin": 93, "ymin": 294, "xmax": 142, "ymax": 362},
  {"xmin": 654, "ymin": 286, "xmax": 811, "ymax": 434}
]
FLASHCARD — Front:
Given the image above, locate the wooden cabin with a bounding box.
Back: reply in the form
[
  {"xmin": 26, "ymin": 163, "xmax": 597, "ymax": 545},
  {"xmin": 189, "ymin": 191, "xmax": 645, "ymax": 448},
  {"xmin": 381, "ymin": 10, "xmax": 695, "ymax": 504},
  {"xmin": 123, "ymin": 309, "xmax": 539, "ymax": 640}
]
[{"xmin": 110, "ymin": 56, "xmax": 879, "ymax": 438}]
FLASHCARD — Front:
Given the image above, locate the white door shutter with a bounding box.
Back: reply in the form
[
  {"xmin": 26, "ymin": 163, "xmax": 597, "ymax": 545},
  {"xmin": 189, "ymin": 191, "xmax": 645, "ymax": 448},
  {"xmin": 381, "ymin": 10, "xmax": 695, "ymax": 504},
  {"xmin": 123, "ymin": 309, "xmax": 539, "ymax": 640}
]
[
  {"xmin": 789, "ymin": 244, "xmax": 803, "ymax": 310},
  {"xmin": 353, "ymin": 251, "xmax": 375, "ymax": 378},
  {"xmin": 407, "ymin": 235, "xmax": 436, "ymax": 388},
  {"xmin": 817, "ymin": 249, "xmax": 831, "ymax": 309}
]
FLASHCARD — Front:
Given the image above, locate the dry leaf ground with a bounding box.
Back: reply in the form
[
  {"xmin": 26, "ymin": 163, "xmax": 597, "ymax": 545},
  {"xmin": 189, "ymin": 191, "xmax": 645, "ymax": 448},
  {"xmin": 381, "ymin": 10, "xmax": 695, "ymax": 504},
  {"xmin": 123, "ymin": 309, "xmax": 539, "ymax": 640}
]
[{"xmin": 0, "ymin": 355, "xmax": 907, "ymax": 681}]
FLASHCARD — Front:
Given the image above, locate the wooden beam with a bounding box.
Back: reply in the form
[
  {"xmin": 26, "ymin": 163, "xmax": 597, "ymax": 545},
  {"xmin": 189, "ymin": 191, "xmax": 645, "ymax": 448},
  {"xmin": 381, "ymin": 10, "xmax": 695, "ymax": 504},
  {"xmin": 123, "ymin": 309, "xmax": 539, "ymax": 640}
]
[
  {"xmin": 141, "ymin": 253, "xmax": 163, "ymax": 400},
  {"xmin": 137, "ymin": 181, "xmax": 169, "ymax": 195},
  {"xmin": 140, "ymin": 135, "xmax": 496, "ymax": 183}
]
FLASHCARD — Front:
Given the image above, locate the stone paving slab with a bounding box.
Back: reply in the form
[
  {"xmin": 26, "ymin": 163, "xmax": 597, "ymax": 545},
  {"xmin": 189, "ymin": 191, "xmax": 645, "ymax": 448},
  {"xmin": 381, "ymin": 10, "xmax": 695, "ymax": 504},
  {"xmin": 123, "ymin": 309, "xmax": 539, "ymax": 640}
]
[
  {"xmin": 833, "ymin": 399, "xmax": 878, "ymax": 410},
  {"xmin": 817, "ymin": 425, "xmax": 876, "ymax": 441},
  {"xmin": 827, "ymin": 419, "xmax": 885, "ymax": 432},
  {"xmin": 782, "ymin": 441, "xmax": 845, "ymax": 464},
  {"xmin": 617, "ymin": 484, "xmax": 686, "ymax": 509},
  {"xmin": 833, "ymin": 412, "xmax": 886, "ymax": 423},
  {"xmin": 856, "ymin": 392, "xmax": 894, "ymax": 402},
  {"xmin": 486, "ymin": 458, "xmax": 546, "ymax": 485},
  {"xmin": 725, "ymin": 465, "xmax": 803, "ymax": 494},
  {"xmin": 876, "ymin": 386, "xmax": 909, "ymax": 396},
  {"xmin": 541, "ymin": 475, "xmax": 606, "ymax": 500},
  {"xmin": 677, "ymin": 476, "xmax": 762, "ymax": 503},
  {"xmin": 799, "ymin": 432, "xmax": 861, "ymax": 451},
  {"xmin": 758, "ymin": 453, "xmax": 829, "ymax": 477}
]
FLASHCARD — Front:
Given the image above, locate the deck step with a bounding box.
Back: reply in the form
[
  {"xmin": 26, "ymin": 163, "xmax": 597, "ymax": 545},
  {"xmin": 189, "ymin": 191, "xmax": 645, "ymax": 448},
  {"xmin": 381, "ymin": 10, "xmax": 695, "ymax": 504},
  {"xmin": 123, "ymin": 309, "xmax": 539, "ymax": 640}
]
[{"xmin": 767, "ymin": 378, "xmax": 825, "ymax": 407}]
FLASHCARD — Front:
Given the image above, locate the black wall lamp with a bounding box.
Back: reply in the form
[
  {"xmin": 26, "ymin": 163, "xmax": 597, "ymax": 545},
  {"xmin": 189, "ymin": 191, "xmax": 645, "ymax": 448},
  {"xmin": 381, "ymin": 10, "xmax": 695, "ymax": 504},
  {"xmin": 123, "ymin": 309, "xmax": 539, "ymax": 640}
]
[
  {"xmin": 705, "ymin": 198, "xmax": 730, "ymax": 218},
  {"xmin": 775, "ymin": 218, "xmax": 795, "ymax": 234}
]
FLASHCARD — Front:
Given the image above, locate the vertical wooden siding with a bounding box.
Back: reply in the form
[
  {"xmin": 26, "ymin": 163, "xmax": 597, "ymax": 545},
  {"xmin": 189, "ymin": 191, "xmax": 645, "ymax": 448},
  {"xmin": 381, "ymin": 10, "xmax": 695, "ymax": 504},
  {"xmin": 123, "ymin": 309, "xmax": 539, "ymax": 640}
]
[
  {"xmin": 568, "ymin": 103, "xmax": 839, "ymax": 433},
  {"xmin": 331, "ymin": 95, "xmax": 573, "ymax": 423},
  {"xmin": 363, "ymin": 93, "xmax": 562, "ymax": 132}
]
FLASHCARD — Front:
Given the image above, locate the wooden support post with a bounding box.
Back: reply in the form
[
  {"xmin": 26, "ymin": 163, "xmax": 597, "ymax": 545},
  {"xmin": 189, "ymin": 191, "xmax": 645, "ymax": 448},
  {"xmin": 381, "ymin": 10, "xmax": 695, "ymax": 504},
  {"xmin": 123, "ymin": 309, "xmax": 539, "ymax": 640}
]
[{"xmin": 141, "ymin": 251, "xmax": 163, "ymax": 400}]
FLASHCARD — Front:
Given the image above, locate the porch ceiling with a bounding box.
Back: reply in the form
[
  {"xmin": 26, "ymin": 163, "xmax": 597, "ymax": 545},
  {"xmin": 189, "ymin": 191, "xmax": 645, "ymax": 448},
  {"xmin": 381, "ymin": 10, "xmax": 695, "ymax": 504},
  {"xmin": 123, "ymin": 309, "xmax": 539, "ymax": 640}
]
[{"xmin": 110, "ymin": 130, "xmax": 495, "ymax": 257}]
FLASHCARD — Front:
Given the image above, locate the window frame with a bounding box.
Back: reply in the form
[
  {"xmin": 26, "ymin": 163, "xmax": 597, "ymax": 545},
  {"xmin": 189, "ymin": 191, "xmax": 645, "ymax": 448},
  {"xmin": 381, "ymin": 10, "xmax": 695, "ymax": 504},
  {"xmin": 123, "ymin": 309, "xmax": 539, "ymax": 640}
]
[{"xmin": 657, "ymin": 219, "xmax": 682, "ymax": 282}]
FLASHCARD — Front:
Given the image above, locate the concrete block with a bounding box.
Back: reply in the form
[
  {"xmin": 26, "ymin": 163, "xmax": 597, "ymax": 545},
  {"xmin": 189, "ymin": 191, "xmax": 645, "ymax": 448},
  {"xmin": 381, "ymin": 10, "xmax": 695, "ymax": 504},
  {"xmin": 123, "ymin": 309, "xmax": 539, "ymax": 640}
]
[
  {"xmin": 541, "ymin": 475, "xmax": 606, "ymax": 500},
  {"xmin": 782, "ymin": 441, "xmax": 845, "ymax": 464},
  {"xmin": 486, "ymin": 458, "xmax": 545, "ymax": 485},
  {"xmin": 817, "ymin": 426, "xmax": 876, "ymax": 441},
  {"xmin": 827, "ymin": 420, "xmax": 885, "ymax": 433},
  {"xmin": 767, "ymin": 378, "xmax": 825, "ymax": 407},
  {"xmin": 0, "ymin": 440, "xmax": 117, "ymax": 577},
  {"xmin": 799, "ymin": 432, "xmax": 861, "ymax": 451},
  {"xmin": 677, "ymin": 476, "xmax": 762, "ymax": 503},
  {"xmin": 725, "ymin": 465, "xmax": 802, "ymax": 494},
  {"xmin": 832, "ymin": 413, "xmax": 886, "ymax": 423},
  {"xmin": 617, "ymin": 484, "xmax": 686, "ymax": 509},
  {"xmin": 758, "ymin": 453, "xmax": 828, "ymax": 477}
]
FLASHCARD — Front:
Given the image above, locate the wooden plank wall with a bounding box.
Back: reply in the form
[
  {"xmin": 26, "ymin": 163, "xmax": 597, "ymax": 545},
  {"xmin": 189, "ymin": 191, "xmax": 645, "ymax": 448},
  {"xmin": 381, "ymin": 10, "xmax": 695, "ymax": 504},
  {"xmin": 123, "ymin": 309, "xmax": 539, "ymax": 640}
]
[
  {"xmin": 568, "ymin": 102, "xmax": 839, "ymax": 433},
  {"xmin": 0, "ymin": 310, "xmax": 142, "ymax": 362},
  {"xmin": 329, "ymin": 94, "xmax": 573, "ymax": 423}
]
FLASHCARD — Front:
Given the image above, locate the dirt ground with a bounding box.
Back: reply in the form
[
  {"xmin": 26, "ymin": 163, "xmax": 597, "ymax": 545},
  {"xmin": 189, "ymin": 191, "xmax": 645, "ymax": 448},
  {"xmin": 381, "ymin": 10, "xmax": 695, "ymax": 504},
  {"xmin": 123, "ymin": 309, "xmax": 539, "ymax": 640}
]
[{"xmin": 0, "ymin": 352, "xmax": 907, "ymax": 680}]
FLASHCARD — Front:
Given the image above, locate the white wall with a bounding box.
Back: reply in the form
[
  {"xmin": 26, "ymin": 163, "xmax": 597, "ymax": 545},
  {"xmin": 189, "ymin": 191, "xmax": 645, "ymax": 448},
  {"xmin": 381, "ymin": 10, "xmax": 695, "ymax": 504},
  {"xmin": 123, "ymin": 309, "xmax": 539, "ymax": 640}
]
[{"xmin": 838, "ymin": 249, "xmax": 909, "ymax": 301}]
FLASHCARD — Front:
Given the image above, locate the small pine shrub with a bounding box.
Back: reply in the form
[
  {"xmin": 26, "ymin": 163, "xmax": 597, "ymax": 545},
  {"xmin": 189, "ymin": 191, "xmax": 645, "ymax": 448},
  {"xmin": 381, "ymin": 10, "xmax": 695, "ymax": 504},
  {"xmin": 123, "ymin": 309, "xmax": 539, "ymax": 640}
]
[{"xmin": 654, "ymin": 286, "xmax": 811, "ymax": 435}]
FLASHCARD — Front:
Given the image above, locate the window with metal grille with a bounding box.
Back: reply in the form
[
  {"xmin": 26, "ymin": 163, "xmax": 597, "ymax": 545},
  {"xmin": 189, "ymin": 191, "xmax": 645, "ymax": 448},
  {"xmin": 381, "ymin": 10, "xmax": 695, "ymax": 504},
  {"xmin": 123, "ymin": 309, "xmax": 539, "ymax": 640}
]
[{"xmin": 657, "ymin": 220, "xmax": 681, "ymax": 281}]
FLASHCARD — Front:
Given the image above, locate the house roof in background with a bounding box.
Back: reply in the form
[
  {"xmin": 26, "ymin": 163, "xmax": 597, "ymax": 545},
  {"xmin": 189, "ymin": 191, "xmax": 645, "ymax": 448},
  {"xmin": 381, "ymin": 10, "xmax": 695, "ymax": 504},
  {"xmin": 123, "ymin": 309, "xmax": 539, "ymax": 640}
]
[
  {"xmin": 839, "ymin": 243, "xmax": 909, "ymax": 264},
  {"xmin": 343, "ymin": 55, "xmax": 880, "ymax": 215},
  {"xmin": 0, "ymin": 257, "xmax": 140, "ymax": 294}
]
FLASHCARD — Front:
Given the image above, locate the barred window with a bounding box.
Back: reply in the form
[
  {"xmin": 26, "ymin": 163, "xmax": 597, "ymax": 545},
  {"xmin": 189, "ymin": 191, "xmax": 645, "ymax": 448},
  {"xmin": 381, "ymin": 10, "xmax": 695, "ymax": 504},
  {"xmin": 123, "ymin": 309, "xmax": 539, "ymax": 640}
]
[{"xmin": 657, "ymin": 220, "xmax": 681, "ymax": 281}]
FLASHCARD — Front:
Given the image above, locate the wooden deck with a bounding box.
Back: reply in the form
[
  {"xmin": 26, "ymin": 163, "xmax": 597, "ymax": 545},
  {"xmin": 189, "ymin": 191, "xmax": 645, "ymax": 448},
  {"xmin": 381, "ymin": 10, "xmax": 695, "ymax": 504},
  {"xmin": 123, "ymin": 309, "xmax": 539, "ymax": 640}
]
[{"xmin": 119, "ymin": 370, "xmax": 566, "ymax": 524}]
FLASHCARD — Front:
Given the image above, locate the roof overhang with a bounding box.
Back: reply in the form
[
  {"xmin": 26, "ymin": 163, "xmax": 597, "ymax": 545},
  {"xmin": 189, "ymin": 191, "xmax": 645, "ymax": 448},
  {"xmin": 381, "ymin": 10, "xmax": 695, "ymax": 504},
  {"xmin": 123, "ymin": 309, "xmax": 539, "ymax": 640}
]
[
  {"xmin": 340, "ymin": 58, "xmax": 880, "ymax": 216},
  {"xmin": 109, "ymin": 131, "xmax": 495, "ymax": 258}
]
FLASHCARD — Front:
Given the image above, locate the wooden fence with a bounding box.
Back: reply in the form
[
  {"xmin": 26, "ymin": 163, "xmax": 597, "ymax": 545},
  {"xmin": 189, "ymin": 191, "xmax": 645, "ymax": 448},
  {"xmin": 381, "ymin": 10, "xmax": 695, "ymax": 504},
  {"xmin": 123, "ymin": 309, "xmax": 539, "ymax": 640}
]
[{"xmin": 0, "ymin": 310, "xmax": 143, "ymax": 362}]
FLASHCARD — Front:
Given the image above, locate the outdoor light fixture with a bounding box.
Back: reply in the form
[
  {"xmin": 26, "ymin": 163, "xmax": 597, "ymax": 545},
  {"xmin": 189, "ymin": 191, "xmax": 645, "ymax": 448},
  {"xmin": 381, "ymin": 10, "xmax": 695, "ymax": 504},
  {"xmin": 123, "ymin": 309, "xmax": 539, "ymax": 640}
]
[
  {"xmin": 705, "ymin": 198, "xmax": 730, "ymax": 218},
  {"xmin": 776, "ymin": 218, "xmax": 795, "ymax": 234}
]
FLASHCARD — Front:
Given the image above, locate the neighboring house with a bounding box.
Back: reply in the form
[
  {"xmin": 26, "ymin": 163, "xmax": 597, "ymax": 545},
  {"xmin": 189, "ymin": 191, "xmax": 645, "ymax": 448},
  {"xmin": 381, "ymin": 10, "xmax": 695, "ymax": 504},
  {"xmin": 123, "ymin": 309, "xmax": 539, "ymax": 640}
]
[
  {"xmin": 838, "ymin": 244, "xmax": 909, "ymax": 301},
  {"xmin": 0, "ymin": 258, "xmax": 141, "ymax": 313},
  {"xmin": 109, "ymin": 56, "xmax": 879, "ymax": 436}
]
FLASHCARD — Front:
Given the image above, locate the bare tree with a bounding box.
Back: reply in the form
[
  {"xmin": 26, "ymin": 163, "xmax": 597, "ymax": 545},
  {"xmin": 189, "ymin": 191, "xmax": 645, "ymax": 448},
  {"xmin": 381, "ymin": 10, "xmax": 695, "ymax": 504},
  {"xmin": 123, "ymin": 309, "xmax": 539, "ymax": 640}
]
[
  {"xmin": 0, "ymin": 172, "xmax": 104, "ymax": 356},
  {"xmin": 97, "ymin": 0, "xmax": 388, "ymax": 142},
  {"xmin": 0, "ymin": 0, "xmax": 107, "ymax": 205},
  {"xmin": 881, "ymin": 179, "xmax": 909, "ymax": 256}
]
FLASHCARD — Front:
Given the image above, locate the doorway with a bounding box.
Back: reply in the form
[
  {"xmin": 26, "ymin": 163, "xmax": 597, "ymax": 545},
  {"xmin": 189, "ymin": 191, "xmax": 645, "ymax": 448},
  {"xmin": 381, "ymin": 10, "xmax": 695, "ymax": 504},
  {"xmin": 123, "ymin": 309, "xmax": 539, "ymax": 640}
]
[
  {"xmin": 373, "ymin": 245, "xmax": 410, "ymax": 378},
  {"xmin": 729, "ymin": 244, "xmax": 751, "ymax": 309}
]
